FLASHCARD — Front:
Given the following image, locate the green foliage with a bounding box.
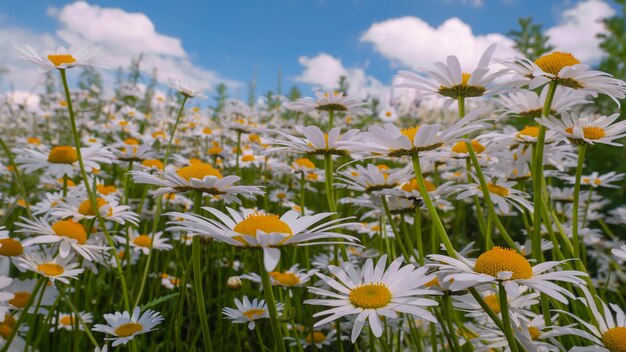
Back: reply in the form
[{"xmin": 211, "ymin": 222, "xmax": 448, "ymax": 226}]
[{"xmin": 508, "ymin": 17, "xmax": 553, "ymax": 60}]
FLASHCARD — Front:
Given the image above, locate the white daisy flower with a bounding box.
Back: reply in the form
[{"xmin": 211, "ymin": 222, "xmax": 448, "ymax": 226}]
[
  {"xmin": 17, "ymin": 251, "xmax": 84, "ymax": 284},
  {"xmin": 50, "ymin": 196, "xmax": 139, "ymax": 225},
  {"xmin": 165, "ymin": 207, "xmax": 358, "ymax": 271},
  {"xmin": 498, "ymin": 51, "xmax": 626, "ymax": 105},
  {"xmin": 0, "ymin": 277, "xmax": 13, "ymax": 318},
  {"xmin": 240, "ymin": 264, "xmax": 318, "ymax": 288},
  {"xmin": 269, "ymin": 126, "xmax": 359, "ymax": 156},
  {"xmin": 288, "ymin": 329, "xmax": 338, "ymax": 349},
  {"xmin": 342, "ymin": 109, "xmax": 489, "ymax": 157},
  {"xmin": 0, "ymin": 226, "xmax": 24, "ymax": 258},
  {"xmin": 393, "ymin": 44, "xmax": 507, "ymax": 107},
  {"xmin": 612, "ymin": 244, "xmax": 626, "ymax": 261},
  {"xmin": 92, "ymin": 307, "xmax": 163, "ymax": 347},
  {"xmin": 454, "ymin": 177, "xmax": 532, "ymax": 214},
  {"xmin": 16, "ymin": 145, "xmax": 115, "ymax": 178},
  {"xmin": 336, "ymin": 164, "xmax": 411, "ymax": 193},
  {"xmin": 17, "ymin": 45, "xmax": 105, "ymax": 71},
  {"xmin": 305, "ymin": 254, "xmax": 440, "ymax": 342},
  {"xmin": 51, "ymin": 311, "xmax": 93, "ymax": 331},
  {"xmin": 428, "ymin": 247, "xmax": 587, "ymax": 303},
  {"xmin": 536, "ymin": 112, "xmax": 626, "ymax": 146},
  {"xmin": 563, "ymin": 171, "xmax": 625, "ymax": 189},
  {"xmin": 113, "ymin": 230, "xmax": 172, "ymax": 255},
  {"xmin": 494, "ymin": 85, "xmax": 588, "ymax": 119},
  {"xmin": 222, "ymin": 296, "xmax": 284, "ymax": 330},
  {"xmin": 131, "ymin": 162, "xmax": 264, "ymax": 204},
  {"xmin": 16, "ymin": 217, "xmax": 109, "ymax": 261},
  {"xmin": 287, "ymin": 91, "xmax": 370, "ymax": 116},
  {"xmin": 168, "ymin": 78, "xmax": 206, "ymax": 99},
  {"xmin": 4, "ymin": 278, "xmax": 58, "ymax": 313}
]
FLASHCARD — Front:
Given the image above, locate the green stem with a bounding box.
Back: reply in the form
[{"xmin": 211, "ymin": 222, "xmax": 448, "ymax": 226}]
[
  {"xmin": 498, "ymin": 283, "xmax": 520, "ymax": 352},
  {"xmin": 59, "ymin": 68, "xmax": 131, "ymax": 311},
  {"xmin": 57, "ymin": 285, "xmax": 99, "ymax": 348},
  {"xmin": 571, "ymin": 144, "xmax": 587, "ymax": 259},
  {"xmin": 323, "ymin": 154, "xmax": 348, "ymax": 261},
  {"xmin": 0, "ymin": 137, "xmax": 32, "ymax": 218},
  {"xmin": 531, "ymin": 81, "xmax": 558, "ymax": 263},
  {"xmin": 192, "ymin": 191, "xmax": 214, "ymax": 352},
  {"xmin": 257, "ymin": 251, "xmax": 287, "ymax": 352},
  {"xmin": 0, "ymin": 278, "xmax": 44, "ymax": 352},
  {"xmin": 164, "ymin": 95, "xmax": 189, "ymax": 166}
]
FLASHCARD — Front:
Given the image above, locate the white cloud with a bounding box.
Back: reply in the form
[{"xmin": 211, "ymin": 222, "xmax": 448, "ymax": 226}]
[
  {"xmin": 295, "ymin": 53, "xmax": 390, "ymax": 102},
  {"xmin": 0, "ymin": 1, "xmax": 239, "ymax": 94},
  {"xmin": 546, "ymin": 0, "xmax": 614, "ymax": 63},
  {"xmin": 360, "ymin": 16, "xmax": 518, "ymax": 72}
]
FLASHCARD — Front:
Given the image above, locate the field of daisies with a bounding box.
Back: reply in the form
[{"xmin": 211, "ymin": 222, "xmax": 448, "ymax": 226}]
[{"xmin": 1, "ymin": 37, "xmax": 626, "ymax": 352}]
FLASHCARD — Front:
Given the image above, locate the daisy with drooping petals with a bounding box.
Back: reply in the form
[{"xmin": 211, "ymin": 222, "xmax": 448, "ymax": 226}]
[
  {"xmin": 166, "ymin": 207, "xmax": 358, "ymax": 271},
  {"xmin": 343, "ymin": 109, "xmax": 489, "ymax": 157},
  {"xmin": 429, "ymin": 247, "xmax": 587, "ymax": 303},
  {"xmin": 393, "ymin": 44, "xmax": 507, "ymax": 107},
  {"xmin": 305, "ymin": 254, "xmax": 440, "ymax": 342},
  {"xmin": 16, "ymin": 145, "xmax": 114, "ymax": 178},
  {"xmin": 536, "ymin": 112, "xmax": 626, "ymax": 146},
  {"xmin": 16, "ymin": 217, "xmax": 109, "ymax": 261},
  {"xmin": 499, "ymin": 51, "xmax": 626, "ymax": 105},
  {"xmin": 18, "ymin": 45, "xmax": 105, "ymax": 71},
  {"xmin": 563, "ymin": 171, "xmax": 625, "ymax": 189},
  {"xmin": 92, "ymin": 307, "xmax": 163, "ymax": 347},
  {"xmin": 17, "ymin": 251, "xmax": 84, "ymax": 284},
  {"xmin": 168, "ymin": 78, "xmax": 206, "ymax": 99},
  {"xmin": 287, "ymin": 91, "xmax": 370, "ymax": 116},
  {"xmin": 131, "ymin": 163, "xmax": 264, "ymax": 204},
  {"xmin": 222, "ymin": 296, "xmax": 284, "ymax": 330},
  {"xmin": 270, "ymin": 126, "xmax": 359, "ymax": 155}
]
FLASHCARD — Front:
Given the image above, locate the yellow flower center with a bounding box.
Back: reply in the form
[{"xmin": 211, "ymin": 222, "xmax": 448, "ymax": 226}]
[
  {"xmin": 97, "ymin": 184, "xmax": 117, "ymax": 195},
  {"xmin": 152, "ymin": 131, "xmax": 167, "ymax": 139},
  {"xmin": 517, "ymin": 126, "xmax": 540, "ymax": 138},
  {"xmin": 0, "ymin": 238, "xmax": 24, "ymax": 257},
  {"xmin": 401, "ymin": 178, "xmax": 436, "ymax": 193},
  {"xmin": 124, "ymin": 138, "xmax": 140, "ymax": 145},
  {"xmin": 60, "ymin": 316, "xmax": 75, "ymax": 326},
  {"xmin": 51, "ymin": 220, "xmax": 87, "ymax": 244},
  {"xmin": 9, "ymin": 292, "xmax": 30, "ymax": 308},
  {"xmin": 603, "ymin": 327, "xmax": 626, "ymax": 352},
  {"xmin": 451, "ymin": 140, "xmax": 485, "ymax": 154},
  {"xmin": 269, "ymin": 272, "xmax": 300, "ymax": 286},
  {"xmin": 528, "ymin": 326, "xmax": 540, "ymax": 341},
  {"xmin": 242, "ymin": 308, "xmax": 266, "ymax": 320},
  {"xmin": 461, "ymin": 72, "xmax": 471, "ymax": 86},
  {"xmin": 565, "ymin": 126, "xmax": 606, "ymax": 140},
  {"xmin": 47, "ymin": 54, "xmax": 76, "ymax": 67},
  {"xmin": 37, "ymin": 263, "xmax": 65, "ymax": 276},
  {"xmin": 0, "ymin": 324, "xmax": 11, "ymax": 339},
  {"xmin": 142, "ymin": 159, "xmax": 164, "ymax": 170},
  {"xmin": 242, "ymin": 154, "xmax": 256, "ymax": 162},
  {"xmin": 401, "ymin": 126, "xmax": 420, "ymax": 145},
  {"xmin": 474, "ymin": 247, "xmax": 532, "ymax": 280},
  {"xmin": 27, "ymin": 137, "xmax": 41, "ymax": 145},
  {"xmin": 306, "ymin": 331, "xmax": 327, "ymax": 344},
  {"xmin": 483, "ymin": 294, "xmax": 501, "ymax": 314},
  {"xmin": 114, "ymin": 323, "xmax": 143, "ymax": 337},
  {"xmin": 486, "ymin": 183, "xmax": 509, "ymax": 197},
  {"xmin": 202, "ymin": 127, "xmax": 213, "ymax": 135},
  {"xmin": 534, "ymin": 52, "xmax": 581, "ymax": 76},
  {"xmin": 48, "ymin": 146, "xmax": 78, "ymax": 164},
  {"xmin": 424, "ymin": 277, "xmax": 440, "ymax": 288},
  {"xmin": 176, "ymin": 163, "xmax": 222, "ymax": 181},
  {"xmin": 349, "ymin": 284, "xmax": 392, "ymax": 309},
  {"xmin": 294, "ymin": 158, "xmax": 315, "ymax": 169},
  {"xmin": 133, "ymin": 235, "xmax": 152, "ymax": 248},
  {"xmin": 233, "ymin": 214, "xmax": 293, "ymax": 244},
  {"xmin": 78, "ymin": 198, "xmax": 107, "ymax": 216}
]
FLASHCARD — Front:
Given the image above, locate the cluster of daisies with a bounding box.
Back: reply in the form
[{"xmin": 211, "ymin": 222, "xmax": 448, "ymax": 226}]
[{"xmin": 0, "ymin": 42, "xmax": 625, "ymax": 352}]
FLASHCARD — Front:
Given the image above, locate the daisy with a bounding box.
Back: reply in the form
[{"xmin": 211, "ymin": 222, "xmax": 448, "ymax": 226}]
[
  {"xmin": 16, "ymin": 217, "xmax": 109, "ymax": 261},
  {"xmin": 168, "ymin": 78, "xmax": 206, "ymax": 99},
  {"xmin": 305, "ymin": 254, "xmax": 440, "ymax": 342},
  {"xmin": 498, "ymin": 51, "xmax": 626, "ymax": 105},
  {"xmin": 5, "ymin": 278, "xmax": 58, "ymax": 313},
  {"xmin": 16, "ymin": 145, "xmax": 115, "ymax": 178},
  {"xmin": 454, "ymin": 177, "xmax": 532, "ymax": 214},
  {"xmin": 52, "ymin": 312, "xmax": 93, "ymax": 331},
  {"xmin": 92, "ymin": 307, "xmax": 163, "ymax": 347},
  {"xmin": 222, "ymin": 296, "xmax": 284, "ymax": 330},
  {"xmin": 393, "ymin": 44, "xmax": 507, "ymax": 107},
  {"xmin": 287, "ymin": 91, "xmax": 370, "ymax": 116},
  {"xmin": 17, "ymin": 251, "xmax": 84, "ymax": 284},
  {"xmin": 564, "ymin": 171, "xmax": 625, "ymax": 189},
  {"xmin": 50, "ymin": 197, "xmax": 139, "ymax": 225},
  {"xmin": 113, "ymin": 231, "xmax": 172, "ymax": 255},
  {"xmin": 495, "ymin": 85, "xmax": 588, "ymax": 119},
  {"xmin": 0, "ymin": 277, "xmax": 12, "ymax": 317},
  {"xmin": 240, "ymin": 264, "xmax": 318, "ymax": 288},
  {"xmin": 269, "ymin": 126, "xmax": 359, "ymax": 155},
  {"xmin": 18, "ymin": 45, "xmax": 105, "ymax": 71},
  {"xmin": 429, "ymin": 247, "xmax": 587, "ymax": 303},
  {"xmin": 336, "ymin": 164, "xmax": 410, "ymax": 193},
  {"xmin": 0, "ymin": 227, "xmax": 24, "ymax": 258},
  {"xmin": 288, "ymin": 329, "xmax": 338, "ymax": 349},
  {"xmin": 165, "ymin": 207, "xmax": 358, "ymax": 271},
  {"xmin": 536, "ymin": 112, "xmax": 626, "ymax": 146},
  {"xmin": 343, "ymin": 109, "xmax": 489, "ymax": 157},
  {"xmin": 130, "ymin": 163, "xmax": 264, "ymax": 204}
]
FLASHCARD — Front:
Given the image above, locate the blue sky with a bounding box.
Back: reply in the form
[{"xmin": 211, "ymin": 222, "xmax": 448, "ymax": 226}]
[{"xmin": 0, "ymin": 0, "xmax": 617, "ymax": 102}]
